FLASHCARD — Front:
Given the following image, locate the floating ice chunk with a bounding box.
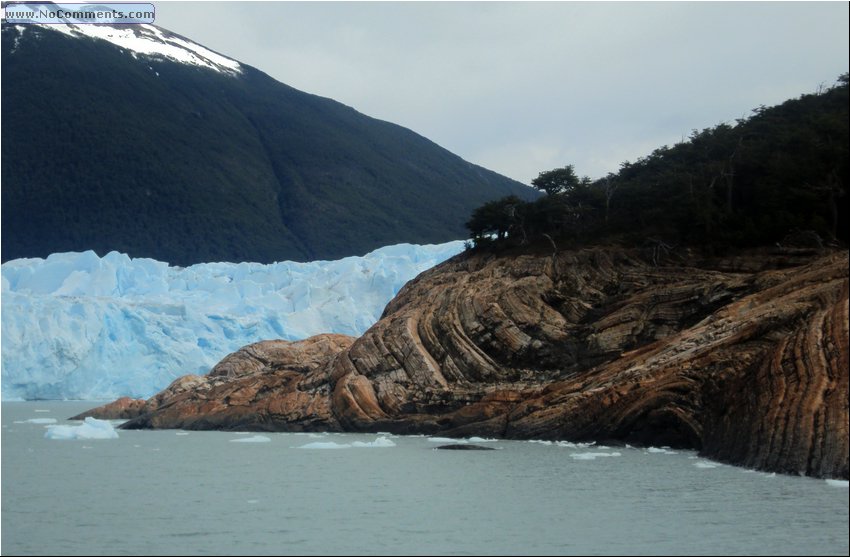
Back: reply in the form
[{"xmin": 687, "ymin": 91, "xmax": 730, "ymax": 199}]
[
  {"xmin": 176, "ymin": 432, "xmax": 190, "ymax": 436},
  {"xmin": 556, "ymin": 440, "xmax": 597, "ymax": 449},
  {"xmin": 647, "ymin": 447, "xmax": 678, "ymax": 455},
  {"xmin": 466, "ymin": 436, "xmax": 497, "ymax": 443},
  {"xmin": 296, "ymin": 441, "xmax": 351, "ymax": 449},
  {"xmin": 30, "ymin": 418, "xmax": 57, "ymax": 424},
  {"xmin": 45, "ymin": 417, "xmax": 118, "ymax": 440},
  {"xmin": 693, "ymin": 461, "xmax": 719, "ymax": 469},
  {"xmin": 229, "ymin": 435, "xmax": 271, "ymax": 443},
  {"xmin": 350, "ymin": 437, "xmax": 395, "ymax": 448},
  {"xmin": 34, "ymin": 409, "xmax": 51, "ymax": 413},
  {"xmin": 825, "ymin": 479, "xmax": 849, "ymax": 488},
  {"xmin": 570, "ymin": 452, "xmax": 622, "ymax": 460},
  {"xmin": 428, "ymin": 437, "xmax": 465, "ymax": 444},
  {"xmin": 297, "ymin": 436, "xmax": 396, "ymax": 449},
  {"xmin": 14, "ymin": 418, "xmax": 57, "ymax": 424}
]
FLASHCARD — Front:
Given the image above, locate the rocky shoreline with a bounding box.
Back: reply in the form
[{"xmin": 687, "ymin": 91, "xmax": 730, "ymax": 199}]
[{"xmin": 77, "ymin": 247, "xmax": 849, "ymax": 479}]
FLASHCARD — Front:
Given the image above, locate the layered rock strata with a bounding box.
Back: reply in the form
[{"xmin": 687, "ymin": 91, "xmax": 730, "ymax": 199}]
[{"xmin": 89, "ymin": 248, "xmax": 847, "ymax": 478}]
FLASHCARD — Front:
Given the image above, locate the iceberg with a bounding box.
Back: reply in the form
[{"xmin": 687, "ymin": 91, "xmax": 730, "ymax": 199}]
[
  {"xmin": 44, "ymin": 417, "xmax": 119, "ymax": 440},
  {"xmin": 295, "ymin": 436, "xmax": 395, "ymax": 449},
  {"xmin": 2, "ymin": 241, "xmax": 465, "ymax": 401}
]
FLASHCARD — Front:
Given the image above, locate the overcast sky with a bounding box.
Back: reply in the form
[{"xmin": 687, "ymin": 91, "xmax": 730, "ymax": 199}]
[{"xmin": 156, "ymin": 2, "xmax": 849, "ymax": 185}]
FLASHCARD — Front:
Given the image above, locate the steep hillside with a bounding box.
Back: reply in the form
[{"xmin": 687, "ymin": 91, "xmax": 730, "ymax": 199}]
[
  {"xmin": 1, "ymin": 23, "xmax": 535, "ymax": 265},
  {"xmin": 467, "ymin": 75, "xmax": 849, "ymax": 252}
]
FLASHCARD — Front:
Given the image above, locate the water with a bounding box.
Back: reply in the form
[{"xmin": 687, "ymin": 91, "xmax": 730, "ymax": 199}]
[{"xmin": 2, "ymin": 402, "xmax": 848, "ymax": 555}]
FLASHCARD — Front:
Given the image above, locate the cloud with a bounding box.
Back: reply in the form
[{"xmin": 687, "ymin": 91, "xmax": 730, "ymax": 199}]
[{"xmin": 156, "ymin": 2, "xmax": 849, "ymax": 183}]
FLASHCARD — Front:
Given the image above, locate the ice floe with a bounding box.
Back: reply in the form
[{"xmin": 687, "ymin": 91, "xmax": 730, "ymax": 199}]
[{"xmin": 44, "ymin": 417, "xmax": 118, "ymax": 440}]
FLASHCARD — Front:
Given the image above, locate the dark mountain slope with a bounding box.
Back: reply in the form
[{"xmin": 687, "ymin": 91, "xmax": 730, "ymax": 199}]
[{"xmin": 1, "ymin": 23, "xmax": 535, "ymax": 264}]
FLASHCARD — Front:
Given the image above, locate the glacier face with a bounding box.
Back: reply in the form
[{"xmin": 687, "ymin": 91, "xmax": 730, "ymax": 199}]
[{"xmin": 1, "ymin": 242, "xmax": 465, "ymax": 401}]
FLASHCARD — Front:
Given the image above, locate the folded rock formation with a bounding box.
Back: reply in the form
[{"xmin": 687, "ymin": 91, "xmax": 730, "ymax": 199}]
[{"xmin": 87, "ymin": 247, "xmax": 848, "ymax": 478}]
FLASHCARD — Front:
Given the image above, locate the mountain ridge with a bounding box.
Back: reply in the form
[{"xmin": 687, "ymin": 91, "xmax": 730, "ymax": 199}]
[{"xmin": 1, "ymin": 22, "xmax": 537, "ymax": 265}]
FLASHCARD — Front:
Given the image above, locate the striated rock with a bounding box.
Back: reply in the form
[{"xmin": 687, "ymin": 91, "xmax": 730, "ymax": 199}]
[
  {"xmin": 111, "ymin": 248, "xmax": 848, "ymax": 478},
  {"xmin": 120, "ymin": 334, "xmax": 355, "ymax": 431}
]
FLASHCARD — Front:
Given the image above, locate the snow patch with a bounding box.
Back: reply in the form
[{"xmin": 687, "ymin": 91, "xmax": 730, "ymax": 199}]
[{"xmin": 35, "ymin": 23, "xmax": 242, "ymax": 74}]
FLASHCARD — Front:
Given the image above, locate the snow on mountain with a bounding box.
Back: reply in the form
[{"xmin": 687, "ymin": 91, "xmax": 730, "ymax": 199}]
[
  {"xmin": 1, "ymin": 241, "xmax": 465, "ymax": 401},
  {"xmin": 19, "ymin": 22, "xmax": 241, "ymax": 74}
]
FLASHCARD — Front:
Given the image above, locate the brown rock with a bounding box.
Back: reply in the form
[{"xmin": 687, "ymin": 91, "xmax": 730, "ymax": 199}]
[
  {"xmin": 121, "ymin": 334, "xmax": 354, "ymax": 431},
  {"xmin": 70, "ymin": 396, "xmax": 147, "ymax": 420},
  {"xmin": 104, "ymin": 248, "xmax": 847, "ymax": 478}
]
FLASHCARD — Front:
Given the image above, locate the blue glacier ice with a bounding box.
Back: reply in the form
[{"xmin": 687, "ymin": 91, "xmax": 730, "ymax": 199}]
[{"xmin": 1, "ymin": 241, "xmax": 465, "ymax": 401}]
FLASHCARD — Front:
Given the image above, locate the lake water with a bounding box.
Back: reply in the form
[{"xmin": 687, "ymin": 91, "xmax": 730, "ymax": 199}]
[{"xmin": 2, "ymin": 401, "xmax": 848, "ymax": 555}]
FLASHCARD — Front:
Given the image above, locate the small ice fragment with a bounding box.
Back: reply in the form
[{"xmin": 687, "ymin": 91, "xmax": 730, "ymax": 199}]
[
  {"xmin": 428, "ymin": 437, "xmax": 464, "ymax": 443},
  {"xmin": 29, "ymin": 418, "xmax": 58, "ymax": 424},
  {"xmin": 825, "ymin": 479, "xmax": 849, "ymax": 488},
  {"xmin": 230, "ymin": 435, "xmax": 271, "ymax": 443},
  {"xmin": 296, "ymin": 441, "xmax": 351, "ymax": 449},
  {"xmin": 571, "ymin": 452, "xmax": 622, "ymax": 460},
  {"xmin": 693, "ymin": 461, "xmax": 718, "ymax": 469},
  {"xmin": 350, "ymin": 437, "xmax": 395, "ymax": 448},
  {"xmin": 176, "ymin": 432, "xmax": 190, "ymax": 436}
]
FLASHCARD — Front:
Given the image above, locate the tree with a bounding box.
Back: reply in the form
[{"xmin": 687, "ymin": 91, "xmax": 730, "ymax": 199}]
[
  {"xmin": 531, "ymin": 165, "xmax": 581, "ymax": 196},
  {"xmin": 465, "ymin": 195, "xmax": 524, "ymax": 242}
]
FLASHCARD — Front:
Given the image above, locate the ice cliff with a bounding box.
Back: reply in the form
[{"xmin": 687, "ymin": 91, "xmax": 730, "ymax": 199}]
[{"xmin": 1, "ymin": 242, "xmax": 465, "ymax": 400}]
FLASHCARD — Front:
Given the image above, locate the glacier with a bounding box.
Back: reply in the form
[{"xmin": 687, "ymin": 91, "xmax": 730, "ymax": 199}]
[{"xmin": 1, "ymin": 241, "xmax": 465, "ymax": 401}]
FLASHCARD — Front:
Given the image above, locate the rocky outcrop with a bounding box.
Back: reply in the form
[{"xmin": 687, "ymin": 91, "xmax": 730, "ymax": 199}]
[
  {"xmin": 118, "ymin": 334, "xmax": 354, "ymax": 431},
  {"xmin": 115, "ymin": 247, "xmax": 848, "ymax": 478},
  {"xmin": 71, "ymin": 396, "xmax": 147, "ymax": 420}
]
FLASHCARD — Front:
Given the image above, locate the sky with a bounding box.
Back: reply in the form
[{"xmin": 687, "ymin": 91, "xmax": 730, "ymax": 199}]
[{"xmin": 155, "ymin": 1, "xmax": 849, "ymax": 185}]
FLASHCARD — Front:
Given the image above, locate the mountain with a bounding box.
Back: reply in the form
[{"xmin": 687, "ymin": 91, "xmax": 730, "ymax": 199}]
[{"xmin": 1, "ymin": 22, "xmax": 536, "ymax": 265}]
